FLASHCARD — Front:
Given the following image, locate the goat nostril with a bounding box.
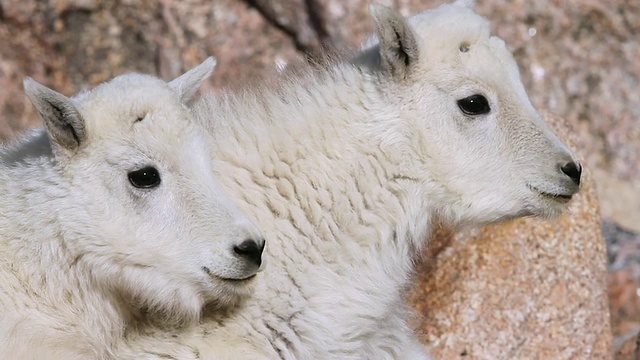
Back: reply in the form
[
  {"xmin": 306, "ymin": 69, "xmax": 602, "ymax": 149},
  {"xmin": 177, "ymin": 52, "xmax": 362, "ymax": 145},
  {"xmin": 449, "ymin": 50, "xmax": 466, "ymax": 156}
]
[
  {"xmin": 560, "ymin": 161, "xmax": 582, "ymax": 186},
  {"xmin": 233, "ymin": 239, "xmax": 264, "ymax": 267}
]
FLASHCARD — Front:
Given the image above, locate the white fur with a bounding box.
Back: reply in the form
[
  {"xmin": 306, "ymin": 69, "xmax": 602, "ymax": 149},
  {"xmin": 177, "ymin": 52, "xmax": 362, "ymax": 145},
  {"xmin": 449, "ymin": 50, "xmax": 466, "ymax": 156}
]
[
  {"xmin": 0, "ymin": 58, "xmax": 265, "ymax": 359},
  {"xmin": 119, "ymin": 1, "xmax": 580, "ymax": 359}
]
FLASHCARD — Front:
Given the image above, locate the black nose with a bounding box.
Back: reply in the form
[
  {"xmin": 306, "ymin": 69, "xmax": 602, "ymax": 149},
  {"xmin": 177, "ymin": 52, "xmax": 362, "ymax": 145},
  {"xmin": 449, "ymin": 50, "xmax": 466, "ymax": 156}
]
[
  {"xmin": 233, "ymin": 239, "xmax": 264, "ymax": 267},
  {"xmin": 560, "ymin": 161, "xmax": 582, "ymax": 186}
]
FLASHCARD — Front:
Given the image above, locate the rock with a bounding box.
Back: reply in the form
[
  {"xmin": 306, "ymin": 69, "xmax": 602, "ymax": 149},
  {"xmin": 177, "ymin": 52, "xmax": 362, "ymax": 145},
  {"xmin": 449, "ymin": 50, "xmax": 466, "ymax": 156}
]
[
  {"xmin": 608, "ymin": 267, "xmax": 640, "ymax": 351},
  {"xmin": 615, "ymin": 329, "xmax": 640, "ymax": 360},
  {"xmin": 0, "ymin": 0, "xmax": 302, "ymax": 141},
  {"xmin": 410, "ymin": 114, "xmax": 612, "ymax": 359}
]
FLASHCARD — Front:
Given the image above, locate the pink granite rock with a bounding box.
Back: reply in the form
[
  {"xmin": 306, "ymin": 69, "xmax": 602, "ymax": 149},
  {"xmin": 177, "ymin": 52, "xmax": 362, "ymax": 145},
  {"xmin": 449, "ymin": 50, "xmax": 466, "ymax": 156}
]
[{"xmin": 411, "ymin": 114, "xmax": 612, "ymax": 359}]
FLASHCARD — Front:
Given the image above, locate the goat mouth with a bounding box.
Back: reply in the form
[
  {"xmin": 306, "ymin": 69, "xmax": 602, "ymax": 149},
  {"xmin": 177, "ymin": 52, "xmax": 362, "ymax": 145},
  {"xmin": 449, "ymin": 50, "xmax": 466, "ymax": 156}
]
[
  {"xmin": 220, "ymin": 274, "xmax": 257, "ymax": 283},
  {"xmin": 202, "ymin": 266, "xmax": 257, "ymax": 283},
  {"xmin": 528, "ymin": 185, "xmax": 573, "ymax": 202}
]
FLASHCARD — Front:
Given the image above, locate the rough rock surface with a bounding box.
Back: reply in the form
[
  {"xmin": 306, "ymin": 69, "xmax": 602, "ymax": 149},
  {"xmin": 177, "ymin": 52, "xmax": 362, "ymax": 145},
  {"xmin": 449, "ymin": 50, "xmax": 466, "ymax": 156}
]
[
  {"xmin": 411, "ymin": 114, "xmax": 611, "ymax": 359},
  {"xmin": 0, "ymin": 0, "xmax": 625, "ymax": 358}
]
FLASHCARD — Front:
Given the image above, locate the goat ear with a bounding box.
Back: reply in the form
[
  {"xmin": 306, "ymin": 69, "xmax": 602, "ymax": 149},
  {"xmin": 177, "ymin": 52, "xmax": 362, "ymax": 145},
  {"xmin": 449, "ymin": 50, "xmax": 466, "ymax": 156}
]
[
  {"xmin": 369, "ymin": 4, "xmax": 419, "ymax": 78},
  {"xmin": 453, "ymin": 0, "xmax": 476, "ymax": 10},
  {"xmin": 169, "ymin": 56, "xmax": 217, "ymax": 103},
  {"xmin": 23, "ymin": 77, "xmax": 86, "ymax": 153}
]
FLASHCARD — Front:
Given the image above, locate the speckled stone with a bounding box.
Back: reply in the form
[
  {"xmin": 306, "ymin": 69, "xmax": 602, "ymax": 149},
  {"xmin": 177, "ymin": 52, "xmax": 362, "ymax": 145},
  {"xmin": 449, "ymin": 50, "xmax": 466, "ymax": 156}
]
[
  {"xmin": 410, "ymin": 113, "xmax": 612, "ymax": 359},
  {"xmin": 0, "ymin": 0, "xmax": 302, "ymax": 141},
  {"xmin": 615, "ymin": 330, "xmax": 640, "ymax": 360}
]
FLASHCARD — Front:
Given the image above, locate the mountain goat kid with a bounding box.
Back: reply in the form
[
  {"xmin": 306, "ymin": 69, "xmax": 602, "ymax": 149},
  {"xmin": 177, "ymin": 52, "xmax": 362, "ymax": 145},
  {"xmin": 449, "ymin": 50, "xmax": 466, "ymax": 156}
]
[
  {"xmin": 120, "ymin": 1, "xmax": 582, "ymax": 359},
  {"xmin": 0, "ymin": 58, "xmax": 265, "ymax": 359}
]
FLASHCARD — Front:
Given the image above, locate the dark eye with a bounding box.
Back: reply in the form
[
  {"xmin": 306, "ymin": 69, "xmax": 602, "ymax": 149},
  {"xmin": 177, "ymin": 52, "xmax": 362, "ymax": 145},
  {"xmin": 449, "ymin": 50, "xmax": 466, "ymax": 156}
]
[
  {"xmin": 128, "ymin": 166, "xmax": 161, "ymax": 189},
  {"xmin": 457, "ymin": 94, "xmax": 491, "ymax": 116}
]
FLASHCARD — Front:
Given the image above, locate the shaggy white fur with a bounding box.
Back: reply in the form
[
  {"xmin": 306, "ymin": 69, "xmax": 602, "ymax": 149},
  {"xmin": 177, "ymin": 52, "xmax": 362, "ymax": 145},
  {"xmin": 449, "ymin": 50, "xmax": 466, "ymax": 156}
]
[
  {"xmin": 0, "ymin": 58, "xmax": 265, "ymax": 359},
  {"xmin": 119, "ymin": 1, "xmax": 581, "ymax": 359}
]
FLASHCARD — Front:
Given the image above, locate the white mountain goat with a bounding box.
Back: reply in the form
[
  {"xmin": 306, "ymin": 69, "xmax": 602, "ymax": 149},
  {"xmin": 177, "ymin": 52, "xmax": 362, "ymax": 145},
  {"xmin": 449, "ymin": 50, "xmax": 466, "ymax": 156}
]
[
  {"xmin": 0, "ymin": 58, "xmax": 265, "ymax": 359},
  {"xmin": 119, "ymin": 1, "xmax": 582, "ymax": 359}
]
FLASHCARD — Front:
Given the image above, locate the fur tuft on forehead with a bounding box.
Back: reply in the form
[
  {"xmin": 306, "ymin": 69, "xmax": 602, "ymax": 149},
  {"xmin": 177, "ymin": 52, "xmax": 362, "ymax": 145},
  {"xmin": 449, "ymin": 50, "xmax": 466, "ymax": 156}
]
[
  {"xmin": 408, "ymin": 3, "xmax": 490, "ymax": 58},
  {"xmin": 357, "ymin": 2, "xmax": 492, "ymax": 70}
]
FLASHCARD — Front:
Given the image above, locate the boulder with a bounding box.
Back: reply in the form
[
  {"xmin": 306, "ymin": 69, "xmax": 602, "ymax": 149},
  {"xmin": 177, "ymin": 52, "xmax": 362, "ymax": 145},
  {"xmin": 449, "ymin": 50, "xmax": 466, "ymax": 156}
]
[{"xmin": 410, "ymin": 114, "xmax": 612, "ymax": 359}]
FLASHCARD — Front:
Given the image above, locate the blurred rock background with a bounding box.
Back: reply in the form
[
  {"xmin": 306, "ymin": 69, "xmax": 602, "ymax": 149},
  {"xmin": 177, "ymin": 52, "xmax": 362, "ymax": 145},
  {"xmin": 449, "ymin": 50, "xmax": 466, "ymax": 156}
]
[{"xmin": 0, "ymin": 0, "xmax": 637, "ymax": 358}]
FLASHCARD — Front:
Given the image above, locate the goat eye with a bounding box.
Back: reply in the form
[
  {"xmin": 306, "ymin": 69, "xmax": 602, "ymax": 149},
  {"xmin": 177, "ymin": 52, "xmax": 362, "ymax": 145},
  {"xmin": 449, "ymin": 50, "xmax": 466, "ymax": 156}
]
[
  {"xmin": 457, "ymin": 94, "xmax": 491, "ymax": 116},
  {"xmin": 128, "ymin": 166, "xmax": 161, "ymax": 189}
]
